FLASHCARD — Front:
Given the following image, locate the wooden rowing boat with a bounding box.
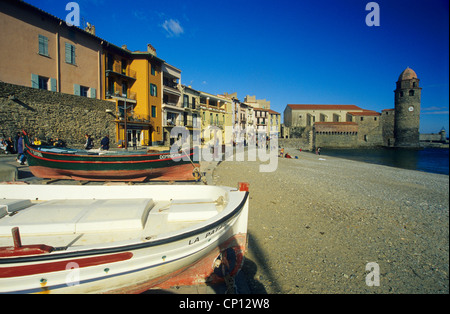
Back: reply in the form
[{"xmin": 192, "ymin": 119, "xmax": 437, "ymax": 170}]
[
  {"xmin": 0, "ymin": 183, "xmax": 249, "ymax": 294},
  {"xmin": 23, "ymin": 132, "xmax": 200, "ymax": 182}
]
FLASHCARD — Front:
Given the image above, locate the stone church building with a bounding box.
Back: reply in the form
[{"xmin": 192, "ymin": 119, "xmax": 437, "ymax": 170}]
[{"xmin": 283, "ymin": 67, "xmax": 422, "ymax": 149}]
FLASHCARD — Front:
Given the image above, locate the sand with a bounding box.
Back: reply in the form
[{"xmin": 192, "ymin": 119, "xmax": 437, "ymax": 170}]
[{"xmin": 211, "ymin": 147, "xmax": 449, "ymax": 294}]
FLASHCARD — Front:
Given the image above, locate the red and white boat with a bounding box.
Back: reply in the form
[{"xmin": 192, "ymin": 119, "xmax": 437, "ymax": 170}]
[{"xmin": 0, "ymin": 183, "xmax": 249, "ymax": 294}]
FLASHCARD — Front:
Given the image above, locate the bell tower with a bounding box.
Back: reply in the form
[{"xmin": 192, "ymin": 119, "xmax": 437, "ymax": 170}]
[{"xmin": 394, "ymin": 67, "xmax": 421, "ymax": 147}]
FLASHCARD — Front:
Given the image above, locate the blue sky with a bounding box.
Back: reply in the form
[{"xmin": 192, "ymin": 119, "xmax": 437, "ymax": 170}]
[{"xmin": 26, "ymin": 0, "xmax": 449, "ymax": 133}]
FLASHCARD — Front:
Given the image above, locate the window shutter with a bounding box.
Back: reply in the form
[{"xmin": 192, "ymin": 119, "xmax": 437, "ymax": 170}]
[
  {"xmin": 38, "ymin": 35, "xmax": 48, "ymax": 56},
  {"xmin": 65, "ymin": 43, "xmax": 71, "ymax": 63},
  {"xmin": 90, "ymin": 88, "xmax": 96, "ymax": 99},
  {"xmin": 31, "ymin": 74, "xmax": 39, "ymax": 89},
  {"xmin": 74, "ymin": 84, "xmax": 81, "ymax": 96},
  {"xmin": 50, "ymin": 78, "xmax": 57, "ymax": 92}
]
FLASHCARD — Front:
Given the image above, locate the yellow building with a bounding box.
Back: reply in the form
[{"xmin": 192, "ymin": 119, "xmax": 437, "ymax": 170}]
[
  {"xmin": 130, "ymin": 47, "xmax": 164, "ymax": 146},
  {"xmin": 103, "ymin": 44, "xmax": 164, "ymax": 147}
]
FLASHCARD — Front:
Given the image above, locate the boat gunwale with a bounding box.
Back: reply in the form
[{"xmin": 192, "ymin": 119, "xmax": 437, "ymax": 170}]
[
  {"xmin": 0, "ymin": 191, "xmax": 249, "ymax": 265},
  {"xmin": 25, "ymin": 142, "xmax": 196, "ymax": 162}
]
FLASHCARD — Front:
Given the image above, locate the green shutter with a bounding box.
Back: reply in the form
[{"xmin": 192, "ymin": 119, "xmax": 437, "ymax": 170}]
[
  {"xmin": 65, "ymin": 43, "xmax": 75, "ymax": 64},
  {"xmin": 65, "ymin": 43, "xmax": 71, "ymax": 63},
  {"xmin": 90, "ymin": 88, "xmax": 96, "ymax": 99},
  {"xmin": 50, "ymin": 78, "xmax": 57, "ymax": 92},
  {"xmin": 31, "ymin": 74, "xmax": 39, "ymax": 89},
  {"xmin": 74, "ymin": 84, "xmax": 80, "ymax": 96},
  {"xmin": 38, "ymin": 35, "xmax": 48, "ymax": 56}
]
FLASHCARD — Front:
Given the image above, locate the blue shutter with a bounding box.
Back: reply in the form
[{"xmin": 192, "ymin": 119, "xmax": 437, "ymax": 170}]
[
  {"xmin": 90, "ymin": 88, "xmax": 96, "ymax": 99},
  {"xmin": 38, "ymin": 35, "xmax": 48, "ymax": 56},
  {"xmin": 65, "ymin": 43, "xmax": 71, "ymax": 63},
  {"xmin": 50, "ymin": 78, "xmax": 57, "ymax": 92},
  {"xmin": 74, "ymin": 84, "xmax": 81, "ymax": 96},
  {"xmin": 31, "ymin": 74, "xmax": 39, "ymax": 89}
]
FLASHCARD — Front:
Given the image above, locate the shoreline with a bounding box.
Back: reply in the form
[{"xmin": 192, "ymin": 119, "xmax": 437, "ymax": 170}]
[{"xmin": 212, "ymin": 148, "xmax": 449, "ymax": 293}]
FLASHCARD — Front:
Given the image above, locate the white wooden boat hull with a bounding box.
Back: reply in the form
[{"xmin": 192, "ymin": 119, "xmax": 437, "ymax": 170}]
[{"xmin": 0, "ymin": 184, "xmax": 249, "ymax": 294}]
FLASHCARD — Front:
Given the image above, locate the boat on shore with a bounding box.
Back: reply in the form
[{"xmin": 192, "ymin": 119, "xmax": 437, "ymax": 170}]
[
  {"xmin": 22, "ymin": 132, "xmax": 200, "ymax": 182},
  {"xmin": 0, "ymin": 183, "xmax": 249, "ymax": 294}
]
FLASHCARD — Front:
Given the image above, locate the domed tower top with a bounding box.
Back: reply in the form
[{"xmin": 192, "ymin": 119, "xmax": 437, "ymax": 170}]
[
  {"xmin": 398, "ymin": 67, "xmax": 418, "ymax": 81},
  {"xmin": 396, "ymin": 67, "xmax": 421, "ymax": 90}
]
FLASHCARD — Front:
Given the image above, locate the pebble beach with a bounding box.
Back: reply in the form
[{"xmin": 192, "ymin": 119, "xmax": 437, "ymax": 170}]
[{"xmin": 212, "ymin": 147, "xmax": 449, "ymax": 294}]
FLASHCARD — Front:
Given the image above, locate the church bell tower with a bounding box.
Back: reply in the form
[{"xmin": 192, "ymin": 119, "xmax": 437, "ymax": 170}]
[{"xmin": 394, "ymin": 67, "xmax": 421, "ymax": 147}]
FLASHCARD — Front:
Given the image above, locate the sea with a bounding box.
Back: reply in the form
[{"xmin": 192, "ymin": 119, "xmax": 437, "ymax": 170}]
[{"xmin": 318, "ymin": 147, "xmax": 449, "ymax": 175}]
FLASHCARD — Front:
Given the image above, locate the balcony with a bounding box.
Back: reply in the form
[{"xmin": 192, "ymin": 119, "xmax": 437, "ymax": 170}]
[
  {"xmin": 116, "ymin": 110, "xmax": 152, "ymax": 125},
  {"xmin": 106, "ymin": 89, "xmax": 137, "ymax": 102},
  {"xmin": 106, "ymin": 63, "xmax": 137, "ymax": 80}
]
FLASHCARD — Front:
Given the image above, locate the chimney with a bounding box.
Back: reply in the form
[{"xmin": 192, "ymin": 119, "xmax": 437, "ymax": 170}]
[
  {"xmin": 85, "ymin": 22, "xmax": 96, "ymax": 35},
  {"xmin": 147, "ymin": 44, "xmax": 157, "ymax": 56}
]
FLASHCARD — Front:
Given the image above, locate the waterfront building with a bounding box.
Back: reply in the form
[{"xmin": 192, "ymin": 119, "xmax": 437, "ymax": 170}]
[
  {"xmin": 181, "ymin": 85, "xmax": 201, "ymax": 144},
  {"xmin": 284, "ymin": 68, "xmax": 423, "ymax": 149},
  {"xmin": 161, "ymin": 62, "xmax": 183, "ymax": 146},
  {"xmin": 199, "ymin": 91, "xmax": 231, "ymax": 144},
  {"xmin": 0, "ymin": 0, "xmax": 169, "ymax": 147},
  {"xmin": 253, "ymin": 108, "xmax": 269, "ymax": 136},
  {"xmin": 128, "ymin": 46, "xmax": 164, "ymax": 146},
  {"xmin": 268, "ymin": 109, "xmax": 281, "ymax": 138},
  {"xmin": 0, "ymin": 0, "xmax": 102, "ymax": 99}
]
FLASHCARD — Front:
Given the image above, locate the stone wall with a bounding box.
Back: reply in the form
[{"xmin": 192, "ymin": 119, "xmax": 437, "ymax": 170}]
[
  {"xmin": 315, "ymin": 133, "xmax": 358, "ymax": 148},
  {"xmin": 279, "ymin": 137, "xmax": 311, "ymax": 151},
  {"xmin": 0, "ymin": 82, "xmax": 116, "ymax": 148}
]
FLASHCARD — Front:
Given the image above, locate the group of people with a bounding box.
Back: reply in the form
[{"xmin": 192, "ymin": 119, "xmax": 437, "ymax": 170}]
[
  {"xmin": 0, "ymin": 136, "xmax": 15, "ymax": 155},
  {"xmin": 0, "ymin": 132, "xmax": 27, "ymax": 164},
  {"xmin": 84, "ymin": 134, "xmax": 110, "ymax": 151}
]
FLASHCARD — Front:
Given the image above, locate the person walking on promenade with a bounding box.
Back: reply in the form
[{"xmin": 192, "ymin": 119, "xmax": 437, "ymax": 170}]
[
  {"xmin": 84, "ymin": 134, "xmax": 93, "ymax": 150},
  {"xmin": 13, "ymin": 132, "xmax": 20, "ymax": 154},
  {"xmin": 16, "ymin": 134, "xmax": 26, "ymax": 165},
  {"xmin": 100, "ymin": 134, "xmax": 110, "ymax": 151}
]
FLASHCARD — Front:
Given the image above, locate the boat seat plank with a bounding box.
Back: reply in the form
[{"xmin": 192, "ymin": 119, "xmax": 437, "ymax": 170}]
[
  {"xmin": 0, "ymin": 198, "xmax": 154, "ymax": 236},
  {"xmin": 0, "ymin": 199, "xmax": 33, "ymax": 219},
  {"xmin": 167, "ymin": 199, "xmax": 218, "ymax": 222},
  {"xmin": 76, "ymin": 199, "xmax": 154, "ymax": 233}
]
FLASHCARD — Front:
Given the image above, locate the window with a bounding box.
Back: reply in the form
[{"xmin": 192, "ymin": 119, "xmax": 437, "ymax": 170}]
[
  {"xmin": 107, "ymin": 54, "xmax": 114, "ymax": 71},
  {"xmin": 121, "ymin": 59, "xmax": 127, "ymax": 75},
  {"xmin": 399, "ymin": 91, "xmax": 404, "ymax": 97},
  {"xmin": 151, "ymin": 106, "xmax": 157, "ymax": 118},
  {"xmin": 38, "ymin": 35, "xmax": 49, "ymax": 57},
  {"xmin": 183, "ymin": 95, "xmax": 189, "ymax": 108},
  {"xmin": 38, "ymin": 76, "xmax": 49, "ymax": 90},
  {"xmin": 122, "ymin": 81, "xmax": 128, "ymax": 98},
  {"xmin": 32, "ymin": 74, "xmax": 56, "ymax": 91},
  {"xmin": 150, "ymin": 84, "xmax": 157, "ymax": 97},
  {"xmin": 360, "ymin": 117, "xmax": 364, "ymax": 121},
  {"xmin": 192, "ymin": 98, "xmax": 196, "ymax": 109},
  {"xmin": 151, "ymin": 64, "xmax": 156, "ymax": 76},
  {"xmin": 193, "ymin": 114, "xmax": 198, "ymax": 128},
  {"xmin": 80, "ymin": 86, "xmax": 89, "ymax": 97},
  {"xmin": 409, "ymin": 90, "xmax": 415, "ymax": 96},
  {"xmin": 65, "ymin": 43, "xmax": 76, "ymax": 65}
]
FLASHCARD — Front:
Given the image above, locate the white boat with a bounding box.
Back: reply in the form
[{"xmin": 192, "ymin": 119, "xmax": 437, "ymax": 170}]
[{"xmin": 0, "ymin": 183, "xmax": 249, "ymax": 294}]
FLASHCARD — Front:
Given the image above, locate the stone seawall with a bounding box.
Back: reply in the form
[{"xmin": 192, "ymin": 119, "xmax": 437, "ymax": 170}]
[{"xmin": 0, "ymin": 82, "xmax": 116, "ymax": 148}]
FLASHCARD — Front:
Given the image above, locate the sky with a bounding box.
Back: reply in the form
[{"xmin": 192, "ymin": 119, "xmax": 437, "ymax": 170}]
[{"xmin": 25, "ymin": 0, "xmax": 449, "ymax": 133}]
